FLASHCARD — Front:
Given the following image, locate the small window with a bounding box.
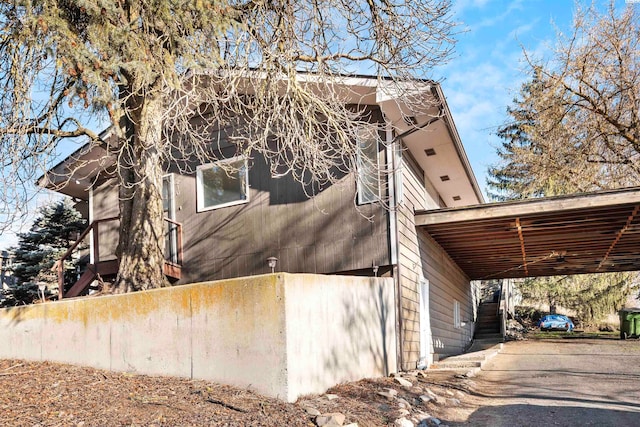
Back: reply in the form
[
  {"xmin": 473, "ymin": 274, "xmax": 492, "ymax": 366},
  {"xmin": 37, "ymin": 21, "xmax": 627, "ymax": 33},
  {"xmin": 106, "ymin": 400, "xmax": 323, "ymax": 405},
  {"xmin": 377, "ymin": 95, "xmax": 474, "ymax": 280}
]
[
  {"xmin": 453, "ymin": 300, "xmax": 461, "ymax": 329},
  {"xmin": 356, "ymin": 127, "xmax": 381, "ymax": 204},
  {"xmin": 196, "ymin": 156, "xmax": 249, "ymax": 212}
]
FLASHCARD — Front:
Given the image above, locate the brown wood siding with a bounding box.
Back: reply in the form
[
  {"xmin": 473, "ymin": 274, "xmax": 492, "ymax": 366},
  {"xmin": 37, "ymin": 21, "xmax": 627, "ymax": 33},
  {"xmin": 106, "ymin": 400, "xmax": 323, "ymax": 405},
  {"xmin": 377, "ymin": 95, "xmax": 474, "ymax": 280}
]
[
  {"xmin": 91, "ymin": 178, "xmax": 119, "ymax": 261},
  {"xmin": 170, "ymin": 107, "xmax": 391, "ymax": 283},
  {"xmin": 173, "ymin": 154, "xmax": 391, "ymax": 283},
  {"xmin": 397, "ymin": 146, "xmax": 475, "ymax": 367},
  {"xmin": 396, "ymin": 150, "xmax": 435, "ymax": 369},
  {"xmin": 418, "ymin": 231, "xmax": 474, "ymax": 356},
  {"xmin": 175, "ymin": 152, "xmax": 390, "ymax": 283}
]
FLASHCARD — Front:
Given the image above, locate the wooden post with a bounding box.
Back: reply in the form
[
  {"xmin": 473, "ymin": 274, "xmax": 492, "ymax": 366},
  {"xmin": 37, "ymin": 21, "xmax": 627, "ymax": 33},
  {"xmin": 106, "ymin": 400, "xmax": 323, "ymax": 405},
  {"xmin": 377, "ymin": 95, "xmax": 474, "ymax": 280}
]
[
  {"xmin": 57, "ymin": 260, "xmax": 64, "ymax": 299},
  {"xmin": 93, "ymin": 222, "xmax": 100, "ymax": 264}
]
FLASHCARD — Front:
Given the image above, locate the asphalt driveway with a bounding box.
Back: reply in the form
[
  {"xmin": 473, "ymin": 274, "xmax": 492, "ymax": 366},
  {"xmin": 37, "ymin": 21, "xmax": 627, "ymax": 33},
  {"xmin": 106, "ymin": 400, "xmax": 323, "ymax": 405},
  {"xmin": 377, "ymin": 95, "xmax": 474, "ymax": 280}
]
[{"xmin": 454, "ymin": 337, "xmax": 640, "ymax": 426}]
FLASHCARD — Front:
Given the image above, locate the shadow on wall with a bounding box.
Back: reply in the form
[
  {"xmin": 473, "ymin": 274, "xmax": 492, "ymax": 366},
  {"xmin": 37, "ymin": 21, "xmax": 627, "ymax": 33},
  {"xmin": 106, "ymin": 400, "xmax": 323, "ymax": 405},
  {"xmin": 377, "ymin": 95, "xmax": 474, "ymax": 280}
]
[
  {"xmin": 322, "ymin": 278, "xmax": 394, "ymax": 382},
  {"xmin": 454, "ymin": 403, "xmax": 640, "ymax": 426},
  {"xmin": 4, "ymin": 305, "xmax": 31, "ymax": 326}
]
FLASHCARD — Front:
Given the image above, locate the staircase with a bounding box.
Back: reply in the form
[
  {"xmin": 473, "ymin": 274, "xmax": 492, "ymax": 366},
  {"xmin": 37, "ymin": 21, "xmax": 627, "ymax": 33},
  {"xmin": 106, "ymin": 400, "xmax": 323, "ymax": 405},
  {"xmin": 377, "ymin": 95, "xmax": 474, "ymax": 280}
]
[
  {"xmin": 474, "ymin": 301, "xmax": 502, "ymax": 340},
  {"xmin": 65, "ymin": 260, "xmax": 119, "ymax": 298},
  {"xmin": 57, "ymin": 217, "xmax": 183, "ymax": 299}
]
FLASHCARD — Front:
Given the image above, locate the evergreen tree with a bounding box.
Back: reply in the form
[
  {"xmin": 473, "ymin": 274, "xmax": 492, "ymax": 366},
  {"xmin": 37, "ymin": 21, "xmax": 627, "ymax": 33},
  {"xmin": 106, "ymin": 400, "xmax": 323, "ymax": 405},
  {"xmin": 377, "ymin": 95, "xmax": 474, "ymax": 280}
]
[
  {"xmin": 488, "ymin": 4, "xmax": 640, "ymax": 322},
  {"xmin": 487, "ymin": 70, "xmax": 546, "ymax": 201},
  {"xmin": 4, "ymin": 199, "xmax": 86, "ymax": 305},
  {"xmin": 489, "ymin": 4, "xmax": 640, "ymax": 200}
]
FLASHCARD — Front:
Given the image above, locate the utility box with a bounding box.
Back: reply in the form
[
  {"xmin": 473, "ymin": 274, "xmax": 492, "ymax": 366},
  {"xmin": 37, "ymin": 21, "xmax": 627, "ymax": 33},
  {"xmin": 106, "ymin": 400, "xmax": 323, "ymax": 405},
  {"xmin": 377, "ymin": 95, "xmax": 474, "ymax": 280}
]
[{"xmin": 619, "ymin": 308, "xmax": 640, "ymax": 340}]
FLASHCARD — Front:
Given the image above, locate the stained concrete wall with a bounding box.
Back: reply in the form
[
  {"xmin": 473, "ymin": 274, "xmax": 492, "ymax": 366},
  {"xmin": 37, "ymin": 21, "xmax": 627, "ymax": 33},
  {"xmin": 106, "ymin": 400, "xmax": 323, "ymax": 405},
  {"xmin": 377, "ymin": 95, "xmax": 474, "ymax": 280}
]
[{"xmin": 0, "ymin": 273, "xmax": 396, "ymax": 402}]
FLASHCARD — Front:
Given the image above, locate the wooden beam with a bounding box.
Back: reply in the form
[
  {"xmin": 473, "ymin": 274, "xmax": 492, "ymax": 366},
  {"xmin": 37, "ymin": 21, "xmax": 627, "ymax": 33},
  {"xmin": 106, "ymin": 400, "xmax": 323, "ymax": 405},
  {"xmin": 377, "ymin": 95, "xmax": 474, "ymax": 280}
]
[
  {"xmin": 515, "ymin": 218, "xmax": 528, "ymax": 276},
  {"xmin": 415, "ymin": 187, "xmax": 640, "ymax": 226},
  {"xmin": 598, "ymin": 205, "xmax": 640, "ymax": 271}
]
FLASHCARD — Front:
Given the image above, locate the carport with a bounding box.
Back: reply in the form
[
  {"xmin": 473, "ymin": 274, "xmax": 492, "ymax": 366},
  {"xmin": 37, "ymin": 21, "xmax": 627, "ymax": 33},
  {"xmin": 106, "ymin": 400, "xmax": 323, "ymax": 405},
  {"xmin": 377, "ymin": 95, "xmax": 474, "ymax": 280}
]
[{"xmin": 415, "ymin": 187, "xmax": 640, "ymax": 280}]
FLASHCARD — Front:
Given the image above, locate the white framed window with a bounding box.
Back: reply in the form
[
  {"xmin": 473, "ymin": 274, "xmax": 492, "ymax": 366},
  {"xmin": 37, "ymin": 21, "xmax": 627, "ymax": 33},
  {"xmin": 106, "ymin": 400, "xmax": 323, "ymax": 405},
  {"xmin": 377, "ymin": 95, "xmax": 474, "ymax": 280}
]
[
  {"xmin": 453, "ymin": 300, "xmax": 461, "ymax": 329},
  {"xmin": 356, "ymin": 127, "xmax": 381, "ymax": 204},
  {"xmin": 196, "ymin": 156, "xmax": 249, "ymax": 212}
]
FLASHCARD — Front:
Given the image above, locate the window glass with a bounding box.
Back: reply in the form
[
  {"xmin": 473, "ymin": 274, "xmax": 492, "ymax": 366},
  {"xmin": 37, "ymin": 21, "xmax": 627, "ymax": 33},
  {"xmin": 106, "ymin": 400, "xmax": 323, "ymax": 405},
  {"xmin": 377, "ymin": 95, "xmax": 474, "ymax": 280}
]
[
  {"xmin": 197, "ymin": 157, "xmax": 248, "ymax": 211},
  {"xmin": 356, "ymin": 128, "xmax": 380, "ymax": 204}
]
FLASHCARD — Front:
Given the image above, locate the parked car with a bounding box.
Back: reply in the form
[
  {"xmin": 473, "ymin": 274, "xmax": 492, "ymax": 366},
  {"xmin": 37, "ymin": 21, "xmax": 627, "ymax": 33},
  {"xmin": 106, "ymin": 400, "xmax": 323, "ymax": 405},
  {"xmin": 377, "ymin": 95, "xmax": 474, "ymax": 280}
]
[{"xmin": 538, "ymin": 314, "xmax": 574, "ymax": 332}]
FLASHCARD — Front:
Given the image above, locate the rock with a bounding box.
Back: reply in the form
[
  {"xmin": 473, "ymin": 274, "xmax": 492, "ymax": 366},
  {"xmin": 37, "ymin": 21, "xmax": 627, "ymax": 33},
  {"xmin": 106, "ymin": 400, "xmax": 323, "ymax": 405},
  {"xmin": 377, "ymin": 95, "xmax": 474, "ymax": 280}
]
[
  {"xmin": 413, "ymin": 410, "xmax": 431, "ymax": 422},
  {"xmin": 455, "ymin": 390, "xmax": 465, "ymax": 398},
  {"xmin": 446, "ymin": 398, "xmax": 461, "ymax": 406},
  {"xmin": 316, "ymin": 412, "xmax": 346, "ymax": 427},
  {"xmin": 343, "ymin": 424, "xmax": 358, "ymax": 427},
  {"xmin": 325, "ymin": 394, "xmax": 340, "ymax": 400},
  {"xmin": 424, "ymin": 389, "xmax": 439, "ymax": 403},
  {"xmin": 397, "ymin": 397, "xmax": 412, "ymax": 409},
  {"xmin": 418, "ymin": 395, "xmax": 432, "ymax": 404},
  {"xmin": 378, "ymin": 403, "xmax": 392, "ymax": 412},
  {"xmin": 304, "ymin": 406, "xmax": 321, "ymax": 416},
  {"xmin": 394, "ymin": 417, "xmax": 414, "ymax": 427},
  {"xmin": 444, "ymin": 390, "xmax": 454, "ymax": 397},
  {"xmin": 377, "ymin": 388, "xmax": 399, "ymax": 400},
  {"xmin": 398, "ymin": 408, "xmax": 410, "ymax": 417},
  {"xmin": 418, "ymin": 417, "xmax": 441, "ymax": 427},
  {"xmin": 394, "ymin": 377, "xmax": 413, "ymax": 388}
]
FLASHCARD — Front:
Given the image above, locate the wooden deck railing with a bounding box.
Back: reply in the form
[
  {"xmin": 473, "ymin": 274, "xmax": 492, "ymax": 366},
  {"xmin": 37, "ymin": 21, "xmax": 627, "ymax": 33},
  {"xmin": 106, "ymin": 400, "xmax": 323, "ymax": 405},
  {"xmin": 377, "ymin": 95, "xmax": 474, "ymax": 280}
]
[
  {"xmin": 164, "ymin": 217, "xmax": 184, "ymax": 267},
  {"xmin": 58, "ymin": 217, "xmax": 183, "ymax": 299}
]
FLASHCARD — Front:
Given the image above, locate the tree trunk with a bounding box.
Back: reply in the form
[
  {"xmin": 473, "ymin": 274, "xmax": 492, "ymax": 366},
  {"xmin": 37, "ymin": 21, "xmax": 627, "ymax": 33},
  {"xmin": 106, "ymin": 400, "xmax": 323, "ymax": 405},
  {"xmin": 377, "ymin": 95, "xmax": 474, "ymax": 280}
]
[{"xmin": 113, "ymin": 92, "xmax": 168, "ymax": 292}]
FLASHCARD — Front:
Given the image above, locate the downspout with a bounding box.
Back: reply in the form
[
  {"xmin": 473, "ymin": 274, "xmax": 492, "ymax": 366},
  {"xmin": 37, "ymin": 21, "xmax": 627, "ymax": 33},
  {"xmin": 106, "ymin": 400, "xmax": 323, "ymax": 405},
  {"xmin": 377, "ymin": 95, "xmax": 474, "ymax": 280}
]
[{"xmin": 386, "ymin": 122, "xmax": 404, "ymax": 371}]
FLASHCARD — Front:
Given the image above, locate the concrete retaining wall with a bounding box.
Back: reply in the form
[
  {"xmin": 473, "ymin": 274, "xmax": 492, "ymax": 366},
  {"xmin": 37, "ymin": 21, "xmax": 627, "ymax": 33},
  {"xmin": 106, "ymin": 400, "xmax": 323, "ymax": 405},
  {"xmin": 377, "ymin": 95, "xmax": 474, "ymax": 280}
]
[{"xmin": 0, "ymin": 273, "xmax": 396, "ymax": 402}]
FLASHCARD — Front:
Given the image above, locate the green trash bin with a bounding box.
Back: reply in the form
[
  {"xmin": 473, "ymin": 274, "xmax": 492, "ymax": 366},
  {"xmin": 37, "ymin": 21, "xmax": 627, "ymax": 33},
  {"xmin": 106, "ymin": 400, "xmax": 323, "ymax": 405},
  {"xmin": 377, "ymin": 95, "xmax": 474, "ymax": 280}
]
[{"xmin": 619, "ymin": 308, "xmax": 640, "ymax": 339}]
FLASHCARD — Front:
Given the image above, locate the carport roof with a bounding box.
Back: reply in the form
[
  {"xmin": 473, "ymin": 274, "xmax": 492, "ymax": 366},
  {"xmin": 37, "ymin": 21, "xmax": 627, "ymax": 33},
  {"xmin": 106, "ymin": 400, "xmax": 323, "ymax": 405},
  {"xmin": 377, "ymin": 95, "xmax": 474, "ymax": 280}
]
[{"xmin": 415, "ymin": 187, "xmax": 640, "ymax": 280}]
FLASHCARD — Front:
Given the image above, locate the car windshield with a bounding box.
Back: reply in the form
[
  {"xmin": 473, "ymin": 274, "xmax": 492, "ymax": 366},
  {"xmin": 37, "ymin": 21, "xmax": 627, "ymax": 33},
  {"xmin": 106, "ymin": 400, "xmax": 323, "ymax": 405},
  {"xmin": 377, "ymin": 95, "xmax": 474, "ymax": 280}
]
[{"xmin": 543, "ymin": 315, "xmax": 569, "ymax": 321}]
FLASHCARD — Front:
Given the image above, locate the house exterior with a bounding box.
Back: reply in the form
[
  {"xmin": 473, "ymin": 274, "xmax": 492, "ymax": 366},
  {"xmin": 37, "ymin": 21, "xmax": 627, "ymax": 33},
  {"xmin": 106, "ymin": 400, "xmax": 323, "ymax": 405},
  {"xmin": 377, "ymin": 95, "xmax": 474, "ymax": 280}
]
[{"xmin": 41, "ymin": 76, "xmax": 484, "ymax": 370}]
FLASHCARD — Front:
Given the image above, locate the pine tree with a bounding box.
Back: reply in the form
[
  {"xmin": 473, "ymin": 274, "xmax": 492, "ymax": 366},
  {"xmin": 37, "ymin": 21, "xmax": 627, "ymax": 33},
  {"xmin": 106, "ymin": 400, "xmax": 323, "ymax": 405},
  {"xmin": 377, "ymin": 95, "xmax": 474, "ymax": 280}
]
[
  {"xmin": 488, "ymin": 4, "xmax": 640, "ymax": 322},
  {"xmin": 5, "ymin": 199, "xmax": 86, "ymax": 304}
]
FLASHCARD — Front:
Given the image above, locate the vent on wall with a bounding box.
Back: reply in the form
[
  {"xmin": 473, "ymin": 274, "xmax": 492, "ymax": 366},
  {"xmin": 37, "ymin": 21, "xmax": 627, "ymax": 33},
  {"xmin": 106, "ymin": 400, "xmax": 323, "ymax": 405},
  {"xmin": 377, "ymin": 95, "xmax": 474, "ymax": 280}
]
[
  {"xmin": 440, "ymin": 175, "xmax": 450, "ymax": 182},
  {"xmin": 425, "ymin": 148, "xmax": 436, "ymax": 156},
  {"xmin": 452, "ymin": 195, "xmax": 461, "ymax": 201}
]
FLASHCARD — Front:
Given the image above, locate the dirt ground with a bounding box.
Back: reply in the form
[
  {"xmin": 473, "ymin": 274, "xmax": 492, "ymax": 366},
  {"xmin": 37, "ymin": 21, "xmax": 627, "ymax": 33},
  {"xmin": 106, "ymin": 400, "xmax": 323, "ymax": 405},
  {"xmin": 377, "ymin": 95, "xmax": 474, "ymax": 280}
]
[
  {"xmin": 6, "ymin": 337, "xmax": 635, "ymax": 426},
  {"xmin": 0, "ymin": 359, "xmax": 476, "ymax": 426}
]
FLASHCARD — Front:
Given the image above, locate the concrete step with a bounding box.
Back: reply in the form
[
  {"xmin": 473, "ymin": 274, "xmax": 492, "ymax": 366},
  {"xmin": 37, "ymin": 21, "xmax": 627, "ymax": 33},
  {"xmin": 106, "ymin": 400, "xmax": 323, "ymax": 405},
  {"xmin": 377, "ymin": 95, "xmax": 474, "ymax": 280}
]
[
  {"xmin": 468, "ymin": 338, "xmax": 504, "ymax": 352},
  {"xmin": 430, "ymin": 341, "xmax": 503, "ymax": 373}
]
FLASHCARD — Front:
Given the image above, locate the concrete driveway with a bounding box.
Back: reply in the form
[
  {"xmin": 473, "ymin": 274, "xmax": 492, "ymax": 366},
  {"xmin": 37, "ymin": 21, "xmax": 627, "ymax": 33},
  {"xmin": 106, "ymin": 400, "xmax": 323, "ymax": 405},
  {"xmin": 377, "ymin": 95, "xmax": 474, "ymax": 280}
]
[{"xmin": 453, "ymin": 337, "xmax": 640, "ymax": 426}]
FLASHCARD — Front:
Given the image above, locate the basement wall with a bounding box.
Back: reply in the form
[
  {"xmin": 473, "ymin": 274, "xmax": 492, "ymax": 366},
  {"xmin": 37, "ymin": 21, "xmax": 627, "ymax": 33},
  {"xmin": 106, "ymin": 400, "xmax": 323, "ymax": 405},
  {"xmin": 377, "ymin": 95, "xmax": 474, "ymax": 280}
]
[{"xmin": 0, "ymin": 273, "xmax": 396, "ymax": 402}]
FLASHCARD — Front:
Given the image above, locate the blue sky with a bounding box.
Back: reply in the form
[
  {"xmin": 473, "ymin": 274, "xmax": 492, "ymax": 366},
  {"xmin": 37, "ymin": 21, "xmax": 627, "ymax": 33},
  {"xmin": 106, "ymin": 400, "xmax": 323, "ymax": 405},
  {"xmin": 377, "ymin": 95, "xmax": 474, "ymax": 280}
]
[{"xmin": 437, "ymin": 0, "xmax": 632, "ymax": 199}]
